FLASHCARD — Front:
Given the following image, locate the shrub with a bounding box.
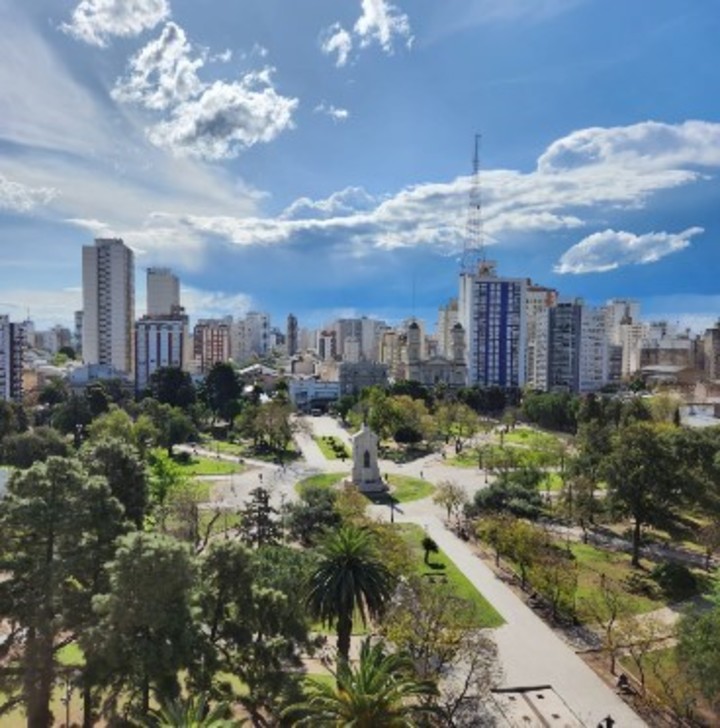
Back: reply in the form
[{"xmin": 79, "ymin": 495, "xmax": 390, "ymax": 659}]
[{"xmin": 651, "ymin": 562, "xmax": 698, "ymax": 602}]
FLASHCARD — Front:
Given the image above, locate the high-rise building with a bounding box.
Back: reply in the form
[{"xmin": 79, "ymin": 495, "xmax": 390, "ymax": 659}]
[
  {"xmin": 0, "ymin": 315, "xmax": 26, "ymax": 402},
  {"xmin": 703, "ymin": 322, "xmax": 720, "ymax": 381},
  {"xmin": 287, "ymin": 314, "xmax": 299, "ymax": 356},
  {"xmin": 436, "ymin": 298, "xmax": 459, "ymax": 358},
  {"xmin": 147, "ymin": 268, "xmax": 180, "ymax": 316},
  {"xmin": 135, "ymin": 310, "xmax": 189, "ymax": 391},
  {"xmin": 193, "ymin": 318, "xmax": 232, "ymax": 374},
  {"xmin": 73, "ymin": 310, "xmax": 84, "ymax": 355},
  {"xmin": 525, "ymin": 283, "xmax": 557, "ymax": 391},
  {"xmin": 459, "ymin": 261, "xmax": 526, "ymax": 388},
  {"xmin": 82, "ymin": 238, "xmax": 135, "ymax": 373}
]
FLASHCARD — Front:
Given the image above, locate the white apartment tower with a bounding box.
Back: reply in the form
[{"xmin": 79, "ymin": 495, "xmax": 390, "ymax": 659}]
[
  {"xmin": 147, "ymin": 267, "xmax": 180, "ymax": 316},
  {"xmin": 525, "ymin": 284, "xmax": 557, "ymax": 391},
  {"xmin": 82, "ymin": 238, "xmax": 135, "ymax": 373},
  {"xmin": 459, "ymin": 261, "xmax": 526, "ymax": 388},
  {"xmin": 0, "ymin": 315, "xmax": 26, "ymax": 402},
  {"xmin": 436, "ymin": 299, "xmax": 459, "ymax": 358},
  {"xmin": 135, "ymin": 312, "xmax": 189, "ymax": 391}
]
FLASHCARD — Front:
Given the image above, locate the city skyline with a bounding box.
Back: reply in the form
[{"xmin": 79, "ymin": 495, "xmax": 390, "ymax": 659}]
[{"xmin": 1, "ymin": 1, "xmax": 720, "ymax": 331}]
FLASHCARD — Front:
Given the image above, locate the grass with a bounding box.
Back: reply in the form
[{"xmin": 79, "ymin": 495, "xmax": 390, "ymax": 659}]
[
  {"xmin": 57, "ymin": 642, "xmax": 84, "ymax": 666},
  {"xmin": 295, "ymin": 472, "xmax": 348, "ymax": 495},
  {"xmin": 571, "ymin": 541, "xmax": 665, "ymax": 618},
  {"xmin": 386, "ymin": 474, "xmax": 434, "ymax": 503},
  {"xmin": 313, "ymin": 436, "xmax": 350, "ymax": 461},
  {"xmin": 202, "ymin": 438, "xmax": 245, "ymax": 456},
  {"xmin": 539, "ymin": 472, "xmax": 564, "ymax": 493},
  {"xmin": 398, "ymin": 524, "xmax": 503, "ymax": 628},
  {"xmin": 503, "ymin": 428, "xmax": 565, "ymax": 450},
  {"xmin": 174, "ymin": 455, "xmax": 245, "ymax": 476}
]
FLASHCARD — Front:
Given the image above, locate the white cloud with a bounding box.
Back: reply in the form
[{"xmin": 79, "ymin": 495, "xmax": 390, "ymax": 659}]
[
  {"xmin": 281, "ymin": 187, "xmax": 377, "ymax": 220},
  {"xmin": 0, "ymin": 288, "xmax": 82, "ymax": 328},
  {"xmin": 554, "ymin": 227, "xmax": 703, "ymax": 274},
  {"xmin": 112, "ymin": 23, "xmax": 298, "ymax": 161},
  {"xmin": 314, "ymin": 102, "xmax": 350, "ymax": 122},
  {"xmin": 62, "ymin": 0, "xmax": 170, "ymax": 47},
  {"xmin": 147, "ymin": 71, "xmax": 298, "ymax": 160},
  {"xmin": 321, "ymin": 24, "xmax": 353, "ymax": 67},
  {"xmin": 354, "ymin": 0, "xmax": 413, "ymax": 52},
  {"xmin": 0, "ymin": 174, "xmax": 57, "ymax": 213},
  {"xmin": 112, "ymin": 22, "xmax": 204, "ymax": 110},
  {"xmin": 181, "ymin": 286, "xmax": 253, "ymax": 321}
]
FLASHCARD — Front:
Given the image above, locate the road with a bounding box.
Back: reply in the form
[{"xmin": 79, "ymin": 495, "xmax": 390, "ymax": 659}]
[{"xmin": 197, "ymin": 415, "xmax": 646, "ymax": 726}]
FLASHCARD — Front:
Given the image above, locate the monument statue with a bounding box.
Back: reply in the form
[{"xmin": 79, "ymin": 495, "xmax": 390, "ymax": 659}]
[{"xmin": 351, "ymin": 423, "xmax": 386, "ymax": 493}]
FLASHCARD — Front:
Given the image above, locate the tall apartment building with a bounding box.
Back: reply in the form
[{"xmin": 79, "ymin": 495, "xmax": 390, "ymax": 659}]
[
  {"xmin": 286, "ymin": 314, "xmax": 299, "ymax": 356},
  {"xmin": 82, "ymin": 238, "xmax": 135, "ymax": 373},
  {"xmin": 459, "ymin": 261, "xmax": 526, "ymax": 388},
  {"xmin": 73, "ymin": 310, "xmax": 83, "ymax": 355},
  {"xmin": 193, "ymin": 318, "xmax": 232, "ymax": 374},
  {"xmin": 546, "ymin": 300, "xmax": 608, "ymax": 393},
  {"xmin": 147, "ymin": 267, "xmax": 180, "ymax": 316},
  {"xmin": 604, "ymin": 299, "xmax": 641, "ymax": 346},
  {"xmin": 234, "ymin": 311, "xmax": 270, "ymax": 362},
  {"xmin": 436, "ymin": 298, "xmax": 459, "ymax": 358},
  {"xmin": 0, "ymin": 315, "xmax": 26, "ymax": 402},
  {"xmin": 525, "ymin": 283, "xmax": 557, "ymax": 390},
  {"xmin": 703, "ymin": 322, "xmax": 720, "ymax": 381},
  {"xmin": 135, "ymin": 310, "xmax": 189, "ymax": 391}
]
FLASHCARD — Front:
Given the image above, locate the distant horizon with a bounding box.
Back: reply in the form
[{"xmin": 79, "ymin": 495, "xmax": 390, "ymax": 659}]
[{"xmin": 2, "ymin": 1, "xmax": 719, "ymax": 334}]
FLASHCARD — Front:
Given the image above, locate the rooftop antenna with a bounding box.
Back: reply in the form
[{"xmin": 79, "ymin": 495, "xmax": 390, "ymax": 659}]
[{"xmin": 461, "ymin": 133, "xmax": 484, "ymax": 273}]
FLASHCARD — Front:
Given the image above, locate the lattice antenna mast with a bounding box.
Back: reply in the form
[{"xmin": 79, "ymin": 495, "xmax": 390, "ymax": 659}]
[{"xmin": 462, "ymin": 133, "xmax": 484, "ymax": 273}]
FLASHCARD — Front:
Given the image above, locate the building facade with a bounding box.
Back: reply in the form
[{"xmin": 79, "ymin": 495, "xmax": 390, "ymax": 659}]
[
  {"xmin": 135, "ymin": 312, "xmax": 189, "ymax": 391},
  {"xmin": 0, "ymin": 315, "xmax": 26, "ymax": 402},
  {"xmin": 459, "ymin": 261, "xmax": 526, "ymax": 388},
  {"xmin": 193, "ymin": 318, "xmax": 232, "ymax": 374},
  {"xmin": 146, "ymin": 267, "xmax": 180, "ymax": 316},
  {"xmin": 82, "ymin": 238, "xmax": 135, "ymax": 373}
]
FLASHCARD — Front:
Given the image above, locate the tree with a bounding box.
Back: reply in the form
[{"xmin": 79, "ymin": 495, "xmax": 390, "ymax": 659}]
[
  {"xmin": 83, "ymin": 531, "xmax": 197, "ymax": 720},
  {"xmin": 1, "ymin": 426, "xmax": 69, "ymax": 468},
  {"xmin": 202, "ymin": 362, "xmax": 242, "ymax": 423},
  {"xmin": 381, "ymin": 578, "xmax": 499, "ymax": 726},
  {"xmin": 470, "ymin": 473, "xmax": 544, "ymax": 520},
  {"xmin": 603, "ymin": 422, "xmax": 682, "ymax": 567},
  {"xmin": 433, "ymin": 481, "xmax": 468, "ymax": 523},
  {"xmin": 146, "ymin": 366, "xmax": 197, "ymax": 410},
  {"xmin": 677, "ymin": 595, "xmax": 720, "ymax": 710},
  {"xmin": 529, "ymin": 549, "xmax": 578, "ymax": 622},
  {"xmin": 502, "ymin": 519, "xmax": 546, "ymax": 589},
  {"xmin": 147, "ymin": 450, "xmax": 188, "ymax": 530},
  {"xmin": 0, "ymin": 457, "xmax": 124, "ymax": 726},
  {"xmin": 142, "ymin": 696, "xmax": 238, "ymax": 728},
  {"xmin": 237, "ymin": 486, "xmax": 280, "ymax": 548},
  {"xmin": 284, "ymin": 638, "xmax": 438, "ymax": 726},
  {"xmin": 51, "ymin": 393, "xmax": 92, "ymax": 437},
  {"xmin": 82, "ymin": 437, "xmax": 148, "ymax": 527},
  {"xmin": 196, "ymin": 541, "xmax": 312, "ymax": 724},
  {"xmin": 287, "ymin": 484, "xmax": 342, "ymax": 546},
  {"xmin": 421, "ymin": 535, "xmax": 439, "ymax": 565},
  {"xmin": 306, "ymin": 526, "xmax": 395, "ymax": 662}
]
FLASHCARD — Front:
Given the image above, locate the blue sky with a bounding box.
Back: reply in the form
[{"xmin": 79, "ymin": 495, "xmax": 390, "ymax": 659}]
[{"xmin": 1, "ymin": 0, "xmax": 720, "ymax": 332}]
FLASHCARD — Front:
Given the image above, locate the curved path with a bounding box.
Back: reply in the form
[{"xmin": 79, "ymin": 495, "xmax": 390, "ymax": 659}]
[{"xmin": 202, "ymin": 416, "xmax": 646, "ymax": 726}]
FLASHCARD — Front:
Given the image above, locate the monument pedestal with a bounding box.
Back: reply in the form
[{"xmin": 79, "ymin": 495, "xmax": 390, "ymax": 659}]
[{"xmin": 351, "ymin": 423, "xmax": 388, "ymax": 493}]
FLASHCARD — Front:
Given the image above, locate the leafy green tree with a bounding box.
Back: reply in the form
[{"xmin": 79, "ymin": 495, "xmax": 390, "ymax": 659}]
[
  {"xmin": 470, "ymin": 471, "xmax": 544, "ymax": 520},
  {"xmin": 521, "ymin": 391, "xmax": 578, "ymax": 433},
  {"xmin": 287, "ymin": 484, "xmax": 342, "ymax": 546},
  {"xmin": 146, "ymin": 366, "xmax": 197, "ymax": 410},
  {"xmin": 0, "ymin": 400, "xmax": 22, "ymax": 440},
  {"xmin": 432, "ymin": 480, "xmax": 468, "ymax": 522},
  {"xmin": 38, "ymin": 376, "xmax": 70, "ymax": 407},
  {"xmin": 284, "ymin": 638, "xmax": 438, "ymax": 727},
  {"xmin": 147, "ymin": 450, "xmax": 188, "ymax": 530},
  {"xmin": 83, "ymin": 532, "xmax": 197, "ymax": 720},
  {"xmin": 195, "ymin": 541, "xmax": 311, "ymax": 724},
  {"xmin": 1, "ymin": 426, "xmax": 69, "ymax": 468},
  {"xmin": 254, "ymin": 400, "xmax": 296, "ymax": 461},
  {"xmin": 0, "ymin": 457, "xmax": 124, "ymax": 726},
  {"xmin": 603, "ymin": 422, "xmax": 682, "ymax": 567},
  {"xmin": 502, "ymin": 519, "xmax": 546, "ymax": 589},
  {"xmin": 306, "ymin": 526, "xmax": 395, "ymax": 662},
  {"xmin": 142, "ymin": 695, "xmax": 238, "ymax": 728},
  {"xmin": 82, "ymin": 437, "xmax": 148, "ymax": 527},
  {"xmin": 202, "ymin": 362, "xmax": 242, "ymax": 423},
  {"xmin": 237, "ymin": 486, "xmax": 280, "ymax": 548},
  {"xmin": 421, "ymin": 535, "xmax": 439, "ymax": 565},
  {"xmin": 51, "ymin": 393, "xmax": 92, "ymax": 437}
]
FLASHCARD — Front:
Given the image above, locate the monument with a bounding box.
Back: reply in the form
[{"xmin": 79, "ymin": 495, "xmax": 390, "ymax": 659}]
[{"xmin": 351, "ymin": 423, "xmax": 387, "ymax": 493}]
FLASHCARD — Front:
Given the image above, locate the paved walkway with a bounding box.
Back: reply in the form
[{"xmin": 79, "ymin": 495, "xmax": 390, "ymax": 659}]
[{"xmin": 193, "ymin": 417, "xmax": 646, "ymax": 726}]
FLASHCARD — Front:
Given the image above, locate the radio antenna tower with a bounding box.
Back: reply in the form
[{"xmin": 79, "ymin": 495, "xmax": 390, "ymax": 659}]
[{"xmin": 461, "ymin": 133, "xmax": 484, "ymax": 273}]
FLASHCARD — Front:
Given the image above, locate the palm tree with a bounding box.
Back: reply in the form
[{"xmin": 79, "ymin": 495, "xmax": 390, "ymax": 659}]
[
  {"xmin": 142, "ymin": 695, "xmax": 243, "ymax": 727},
  {"xmin": 284, "ymin": 638, "xmax": 438, "ymax": 727},
  {"xmin": 306, "ymin": 525, "xmax": 395, "ymax": 662}
]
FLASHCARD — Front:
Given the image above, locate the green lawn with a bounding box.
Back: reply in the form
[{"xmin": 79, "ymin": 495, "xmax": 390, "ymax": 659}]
[
  {"xmin": 295, "ymin": 472, "xmax": 348, "ymax": 495},
  {"xmin": 57, "ymin": 642, "xmax": 84, "ymax": 666},
  {"xmin": 313, "ymin": 436, "xmax": 350, "ymax": 461},
  {"xmin": 202, "ymin": 438, "xmax": 245, "ymax": 456},
  {"xmin": 571, "ymin": 542, "xmax": 665, "ymax": 618},
  {"xmin": 540, "ymin": 472, "xmax": 564, "ymax": 492},
  {"xmin": 174, "ymin": 455, "xmax": 245, "ymax": 476},
  {"xmin": 398, "ymin": 524, "xmax": 503, "ymax": 628},
  {"xmin": 503, "ymin": 428, "xmax": 565, "ymax": 450},
  {"xmin": 386, "ymin": 474, "xmax": 434, "ymax": 503}
]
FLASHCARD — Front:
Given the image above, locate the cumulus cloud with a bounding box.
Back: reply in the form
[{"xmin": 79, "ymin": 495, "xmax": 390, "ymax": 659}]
[
  {"xmin": 554, "ymin": 227, "xmax": 703, "ymax": 274},
  {"xmin": 174, "ymin": 120, "xmax": 720, "ymax": 257},
  {"xmin": 354, "ymin": 0, "xmax": 413, "ymax": 52},
  {"xmin": 314, "ymin": 102, "xmax": 350, "ymax": 122},
  {"xmin": 148, "ymin": 70, "xmax": 298, "ymax": 160},
  {"xmin": 112, "ymin": 24, "xmax": 298, "ymax": 160},
  {"xmin": 321, "ymin": 24, "xmax": 353, "ymax": 67},
  {"xmin": 0, "ymin": 174, "xmax": 57, "ymax": 212},
  {"xmin": 181, "ymin": 286, "xmax": 254, "ymax": 320},
  {"xmin": 62, "ymin": 0, "xmax": 169, "ymax": 47},
  {"xmin": 112, "ymin": 22, "xmax": 203, "ymax": 110},
  {"xmin": 321, "ymin": 1, "xmax": 411, "ymax": 65}
]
